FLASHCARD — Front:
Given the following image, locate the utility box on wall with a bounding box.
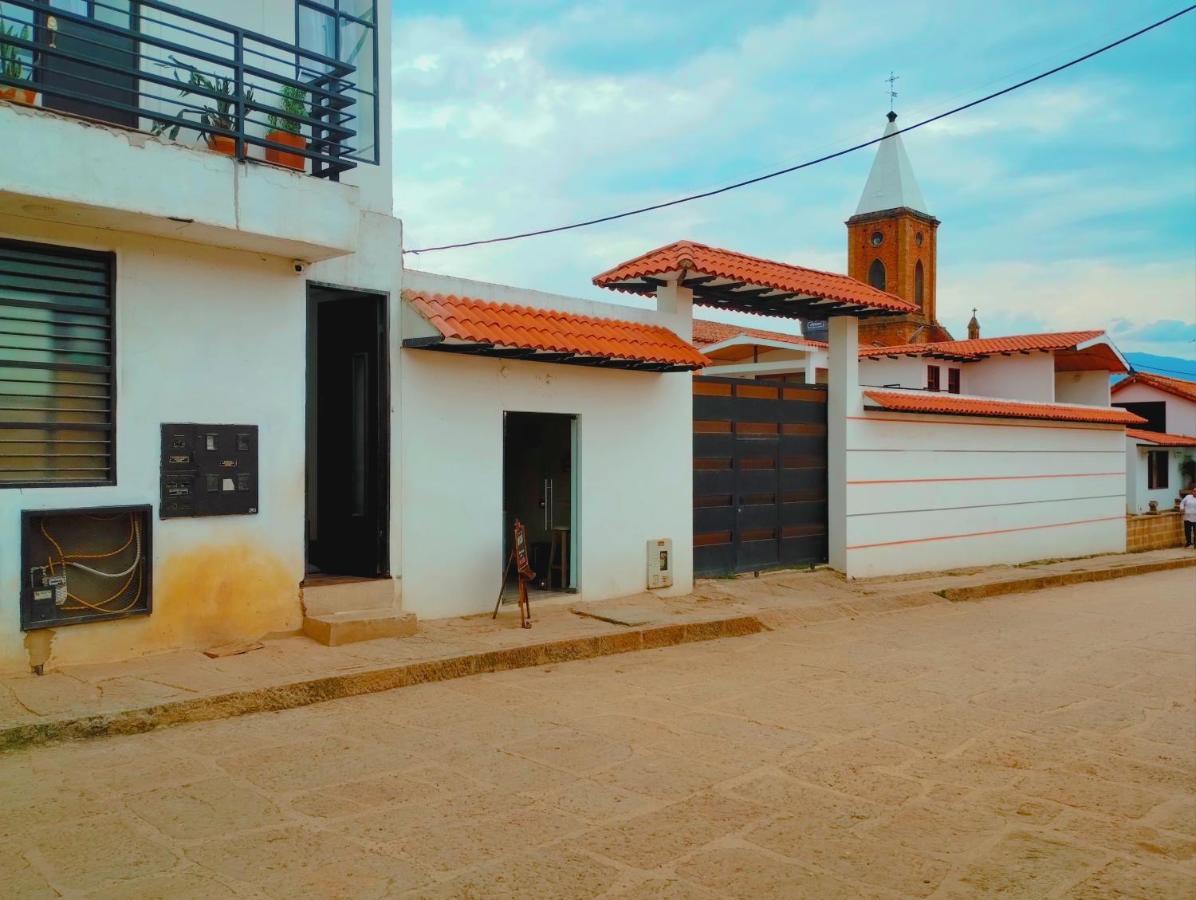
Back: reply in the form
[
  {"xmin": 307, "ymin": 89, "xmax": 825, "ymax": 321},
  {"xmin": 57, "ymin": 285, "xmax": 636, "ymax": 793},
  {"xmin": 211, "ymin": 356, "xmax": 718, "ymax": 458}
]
[
  {"xmin": 161, "ymin": 424, "xmax": 258, "ymax": 519},
  {"xmin": 647, "ymin": 538, "xmax": 673, "ymax": 589},
  {"xmin": 22, "ymin": 505, "xmax": 153, "ymax": 630}
]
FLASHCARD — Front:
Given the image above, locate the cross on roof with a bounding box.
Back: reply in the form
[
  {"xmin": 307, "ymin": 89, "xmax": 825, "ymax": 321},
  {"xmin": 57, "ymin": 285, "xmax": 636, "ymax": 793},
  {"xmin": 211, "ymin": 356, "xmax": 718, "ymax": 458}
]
[{"xmin": 886, "ymin": 71, "xmax": 899, "ymax": 111}]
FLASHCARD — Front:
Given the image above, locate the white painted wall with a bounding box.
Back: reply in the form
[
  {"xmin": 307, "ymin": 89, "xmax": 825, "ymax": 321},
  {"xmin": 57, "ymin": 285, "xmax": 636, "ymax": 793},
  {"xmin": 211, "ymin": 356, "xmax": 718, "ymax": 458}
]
[
  {"xmin": 964, "ymin": 353, "xmax": 1056, "ymax": 401},
  {"xmin": 0, "ymin": 213, "xmax": 399, "ymax": 675},
  {"xmin": 0, "ymin": 220, "xmax": 306, "ymax": 673},
  {"xmin": 399, "ymin": 270, "xmax": 694, "ymax": 619},
  {"xmin": 859, "ymin": 356, "xmax": 931, "ymax": 390},
  {"xmin": 843, "ymin": 410, "xmax": 1127, "ymax": 578},
  {"xmin": 1055, "ymin": 370, "xmax": 1110, "ymax": 406}
]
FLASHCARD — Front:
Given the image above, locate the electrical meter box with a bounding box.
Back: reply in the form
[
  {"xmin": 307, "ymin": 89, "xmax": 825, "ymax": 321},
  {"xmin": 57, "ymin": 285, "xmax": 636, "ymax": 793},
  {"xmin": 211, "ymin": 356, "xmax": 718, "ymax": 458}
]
[
  {"xmin": 161, "ymin": 424, "xmax": 258, "ymax": 519},
  {"xmin": 21, "ymin": 505, "xmax": 153, "ymax": 630},
  {"xmin": 647, "ymin": 538, "xmax": 673, "ymax": 589}
]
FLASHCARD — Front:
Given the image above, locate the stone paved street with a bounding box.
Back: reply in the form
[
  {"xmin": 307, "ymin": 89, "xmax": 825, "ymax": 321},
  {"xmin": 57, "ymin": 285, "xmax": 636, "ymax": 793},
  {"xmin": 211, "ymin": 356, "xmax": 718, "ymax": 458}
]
[{"xmin": 2, "ymin": 569, "xmax": 1194, "ymax": 898}]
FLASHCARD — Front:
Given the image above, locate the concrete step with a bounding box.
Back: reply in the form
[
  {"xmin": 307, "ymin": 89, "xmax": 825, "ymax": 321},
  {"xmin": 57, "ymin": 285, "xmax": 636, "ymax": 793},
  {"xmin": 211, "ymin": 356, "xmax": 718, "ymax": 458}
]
[
  {"xmin": 301, "ymin": 576, "xmax": 395, "ymax": 617},
  {"xmin": 302, "ymin": 609, "xmax": 418, "ymax": 646}
]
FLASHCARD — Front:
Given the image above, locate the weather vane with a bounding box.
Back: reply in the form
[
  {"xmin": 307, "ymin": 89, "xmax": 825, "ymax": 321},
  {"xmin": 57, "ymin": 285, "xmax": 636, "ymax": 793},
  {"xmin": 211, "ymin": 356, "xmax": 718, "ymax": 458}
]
[{"xmin": 886, "ymin": 71, "xmax": 899, "ymax": 112}]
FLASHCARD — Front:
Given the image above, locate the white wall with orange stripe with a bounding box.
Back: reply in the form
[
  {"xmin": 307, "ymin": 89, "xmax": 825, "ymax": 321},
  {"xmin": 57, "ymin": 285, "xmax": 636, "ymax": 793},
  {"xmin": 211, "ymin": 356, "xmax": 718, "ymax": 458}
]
[{"xmin": 843, "ymin": 410, "xmax": 1127, "ymax": 577}]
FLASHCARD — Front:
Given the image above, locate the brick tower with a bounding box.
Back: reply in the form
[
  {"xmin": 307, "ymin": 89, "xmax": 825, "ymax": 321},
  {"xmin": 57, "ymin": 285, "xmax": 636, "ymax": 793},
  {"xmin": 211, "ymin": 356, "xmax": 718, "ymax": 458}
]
[{"xmin": 847, "ymin": 112, "xmax": 951, "ymax": 346}]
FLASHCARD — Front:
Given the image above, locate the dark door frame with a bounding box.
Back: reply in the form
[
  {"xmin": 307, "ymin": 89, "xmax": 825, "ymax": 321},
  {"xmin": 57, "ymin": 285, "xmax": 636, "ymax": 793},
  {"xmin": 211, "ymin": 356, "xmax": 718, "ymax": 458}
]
[{"xmin": 304, "ymin": 282, "xmax": 390, "ymax": 577}]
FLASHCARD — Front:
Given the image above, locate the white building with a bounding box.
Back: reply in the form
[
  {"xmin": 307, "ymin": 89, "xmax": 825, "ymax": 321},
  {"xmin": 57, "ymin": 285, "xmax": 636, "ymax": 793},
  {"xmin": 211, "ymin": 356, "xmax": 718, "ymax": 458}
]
[
  {"xmin": 1112, "ymin": 373, "xmax": 1196, "ymax": 513},
  {"xmin": 0, "ymin": 0, "xmax": 723, "ymax": 673}
]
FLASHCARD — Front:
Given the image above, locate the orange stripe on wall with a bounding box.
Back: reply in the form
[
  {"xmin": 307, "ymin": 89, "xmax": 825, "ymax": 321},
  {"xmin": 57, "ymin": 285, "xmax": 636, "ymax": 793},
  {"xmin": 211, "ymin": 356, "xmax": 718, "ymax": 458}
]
[
  {"xmin": 848, "ymin": 472, "xmax": 1124, "ymax": 485},
  {"xmin": 848, "ymin": 415, "xmax": 1124, "ymax": 433},
  {"xmin": 847, "ymin": 515, "xmax": 1123, "ymax": 551}
]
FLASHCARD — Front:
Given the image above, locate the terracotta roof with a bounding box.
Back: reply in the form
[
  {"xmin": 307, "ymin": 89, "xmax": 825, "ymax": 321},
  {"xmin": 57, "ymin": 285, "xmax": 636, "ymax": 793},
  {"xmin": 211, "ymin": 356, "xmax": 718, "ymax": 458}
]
[
  {"xmin": 593, "ymin": 241, "xmax": 917, "ymax": 318},
  {"xmin": 1112, "ymin": 371, "xmax": 1196, "ymax": 403},
  {"xmin": 859, "ymin": 331, "xmax": 1108, "ymax": 361},
  {"xmin": 402, "ymin": 290, "xmax": 709, "ymax": 371},
  {"xmin": 1126, "ymin": 428, "xmax": 1196, "ymax": 447},
  {"xmin": 863, "ymin": 389, "xmax": 1147, "ymax": 426},
  {"xmin": 692, "ymin": 319, "xmax": 827, "ymax": 349}
]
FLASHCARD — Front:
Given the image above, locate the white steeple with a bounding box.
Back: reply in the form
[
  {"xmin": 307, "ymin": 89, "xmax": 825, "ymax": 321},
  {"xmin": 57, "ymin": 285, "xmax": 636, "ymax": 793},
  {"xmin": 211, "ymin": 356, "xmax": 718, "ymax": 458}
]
[{"xmin": 855, "ymin": 112, "xmax": 929, "ymax": 216}]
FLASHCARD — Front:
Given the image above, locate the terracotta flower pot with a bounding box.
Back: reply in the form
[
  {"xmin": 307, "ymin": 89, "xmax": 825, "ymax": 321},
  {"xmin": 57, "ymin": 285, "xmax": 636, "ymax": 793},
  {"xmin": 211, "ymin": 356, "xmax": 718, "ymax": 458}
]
[
  {"xmin": 0, "ymin": 85, "xmax": 37, "ymax": 106},
  {"xmin": 207, "ymin": 134, "xmax": 236, "ymax": 157},
  {"xmin": 265, "ymin": 129, "xmax": 306, "ymax": 171}
]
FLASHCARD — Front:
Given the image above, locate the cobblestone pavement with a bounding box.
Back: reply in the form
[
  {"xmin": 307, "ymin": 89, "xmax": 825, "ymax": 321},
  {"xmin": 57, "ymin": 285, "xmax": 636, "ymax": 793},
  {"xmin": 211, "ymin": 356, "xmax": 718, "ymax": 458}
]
[{"xmin": 2, "ymin": 569, "xmax": 1193, "ymax": 898}]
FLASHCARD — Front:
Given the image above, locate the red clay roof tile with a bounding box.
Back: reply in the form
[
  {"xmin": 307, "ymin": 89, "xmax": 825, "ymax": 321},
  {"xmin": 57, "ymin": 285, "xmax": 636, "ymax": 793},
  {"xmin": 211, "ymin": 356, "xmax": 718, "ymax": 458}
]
[
  {"xmin": 1112, "ymin": 371, "xmax": 1196, "ymax": 403},
  {"xmin": 692, "ymin": 319, "xmax": 827, "ymax": 349},
  {"xmin": 1126, "ymin": 428, "xmax": 1196, "ymax": 447},
  {"xmin": 403, "ymin": 290, "xmax": 709, "ymax": 370},
  {"xmin": 863, "ymin": 389, "xmax": 1147, "ymax": 425},
  {"xmin": 859, "ymin": 331, "xmax": 1108, "ymax": 360},
  {"xmin": 593, "ymin": 241, "xmax": 917, "ymax": 315}
]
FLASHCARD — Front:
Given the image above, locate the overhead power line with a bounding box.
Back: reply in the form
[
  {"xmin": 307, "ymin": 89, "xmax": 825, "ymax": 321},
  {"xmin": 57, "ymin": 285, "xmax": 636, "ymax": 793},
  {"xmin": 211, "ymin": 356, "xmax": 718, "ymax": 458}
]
[
  {"xmin": 404, "ymin": 4, "xmax": 1196, "ymax": 255},
  {"xmin": 1130, "ymin": 362, "xmax": 1196, "ymax": 378}
]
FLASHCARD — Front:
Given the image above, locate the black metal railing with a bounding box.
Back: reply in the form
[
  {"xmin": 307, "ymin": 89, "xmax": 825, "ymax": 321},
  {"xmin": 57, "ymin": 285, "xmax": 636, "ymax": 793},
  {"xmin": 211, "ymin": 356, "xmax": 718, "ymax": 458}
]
[{"xmin": 0, "ymin": 0, "xmax": 356, "ymax": 179}]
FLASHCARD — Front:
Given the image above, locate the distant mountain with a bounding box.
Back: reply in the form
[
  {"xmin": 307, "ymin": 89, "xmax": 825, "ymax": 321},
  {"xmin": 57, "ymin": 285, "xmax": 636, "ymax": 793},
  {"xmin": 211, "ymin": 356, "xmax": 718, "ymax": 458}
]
[{"xmin": 1121, "ymin": 352, "xmax": 1196, "ymax": 381}]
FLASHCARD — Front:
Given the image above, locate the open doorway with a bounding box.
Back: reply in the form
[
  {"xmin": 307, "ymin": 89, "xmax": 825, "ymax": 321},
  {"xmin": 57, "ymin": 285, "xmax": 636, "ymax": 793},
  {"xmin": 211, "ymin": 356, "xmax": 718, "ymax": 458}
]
[
  {"xmin": 306, "ymin": 285, "xmax": 388, "ymax": 580},
  {"xmin": 502, "ymin": 412, "xmax": 578, "ymax": 603}
]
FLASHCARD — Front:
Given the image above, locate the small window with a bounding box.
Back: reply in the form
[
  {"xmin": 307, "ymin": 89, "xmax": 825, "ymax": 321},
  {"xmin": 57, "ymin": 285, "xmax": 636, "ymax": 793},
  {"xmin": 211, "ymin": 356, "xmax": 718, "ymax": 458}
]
[
  {"xmin": 914, "ymin": 261, "xmax": 925, "ymax": 308},
  {"xmin": 0, "ymin": 239, "xmax": 115, "ymax": 487},
  {"xmin": 1147, "ymin": 450, "xmax": 1169, "ymax": 490},
  {"xmin": 927, "ymin": 365, "xmax": 941, "ymax": 392},
  {"xmin": 948, "ymin": 368, "xmax": 960, "ymax": 394},
  {"xmin": 868, "ymin": 259, "xmax": 886, "ymax": 291}
]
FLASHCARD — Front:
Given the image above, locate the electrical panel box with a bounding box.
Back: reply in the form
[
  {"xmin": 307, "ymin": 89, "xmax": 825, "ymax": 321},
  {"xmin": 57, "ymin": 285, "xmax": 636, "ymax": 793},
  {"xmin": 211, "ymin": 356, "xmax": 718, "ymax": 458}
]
[
  {"xmin": 647, "ymin": 538, "xmax": 673, "ymax": 589},
  {"xmin": 160, "ymin": 424, "xmax": 258, "ymax": 519},
  {"xmin": 21, "ymin": 505, "xmax": 153, "ymax": 631}
]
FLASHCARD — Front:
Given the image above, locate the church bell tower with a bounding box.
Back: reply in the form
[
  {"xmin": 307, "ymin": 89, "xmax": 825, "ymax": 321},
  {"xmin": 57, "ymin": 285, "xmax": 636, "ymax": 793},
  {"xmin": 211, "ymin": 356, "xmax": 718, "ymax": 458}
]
[{"xmin": 847, "ymin": 112, "xmax": 951, "ymax": 346}]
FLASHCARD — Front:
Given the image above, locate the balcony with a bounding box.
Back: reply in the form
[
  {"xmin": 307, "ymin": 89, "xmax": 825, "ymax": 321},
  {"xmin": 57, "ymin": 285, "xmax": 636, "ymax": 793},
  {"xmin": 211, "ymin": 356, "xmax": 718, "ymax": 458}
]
[{"xmin": 0, "ymin": 0, "xmax": 364, "ymax": 259}]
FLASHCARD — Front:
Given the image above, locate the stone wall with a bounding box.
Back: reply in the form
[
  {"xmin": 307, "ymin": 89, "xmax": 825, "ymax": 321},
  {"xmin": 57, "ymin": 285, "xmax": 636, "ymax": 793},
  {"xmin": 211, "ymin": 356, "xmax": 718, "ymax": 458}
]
[{"xmin": 1126, "ymin": 512, "xmax": 1184, "ymax": 552}]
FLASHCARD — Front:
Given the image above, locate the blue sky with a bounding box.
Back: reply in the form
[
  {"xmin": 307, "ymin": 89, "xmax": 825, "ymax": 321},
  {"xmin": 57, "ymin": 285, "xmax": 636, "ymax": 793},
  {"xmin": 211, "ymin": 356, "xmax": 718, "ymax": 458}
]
[{"xmin": 391, "ymin": 0, "xmax": 1196, "ymax": 359}]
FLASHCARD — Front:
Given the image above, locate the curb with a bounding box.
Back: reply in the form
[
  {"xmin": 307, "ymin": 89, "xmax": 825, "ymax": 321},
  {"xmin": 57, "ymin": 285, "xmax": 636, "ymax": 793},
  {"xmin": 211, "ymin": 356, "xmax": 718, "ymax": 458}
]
[
  {"xmin": 0, "ymin": 615, "xmax": 765, "ymax": 752},
  {"xmin": 939, "ymin": 556, "xmax": 1196, "ymax": 602}
]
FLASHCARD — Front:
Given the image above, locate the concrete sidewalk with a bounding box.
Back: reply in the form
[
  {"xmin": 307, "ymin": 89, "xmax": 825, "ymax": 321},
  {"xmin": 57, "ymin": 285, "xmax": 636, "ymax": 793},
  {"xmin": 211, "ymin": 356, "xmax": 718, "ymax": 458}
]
[{"xmin": 2, "ymin": 548, "xmax": 1191, "ymax": 750}]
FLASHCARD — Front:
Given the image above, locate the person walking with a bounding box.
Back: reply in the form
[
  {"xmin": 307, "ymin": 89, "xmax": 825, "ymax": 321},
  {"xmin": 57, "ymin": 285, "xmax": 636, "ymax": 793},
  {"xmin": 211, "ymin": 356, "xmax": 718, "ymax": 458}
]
[{"xmin": 1182, "ymin": 487, "xmax": 1196, "ymax": 548}]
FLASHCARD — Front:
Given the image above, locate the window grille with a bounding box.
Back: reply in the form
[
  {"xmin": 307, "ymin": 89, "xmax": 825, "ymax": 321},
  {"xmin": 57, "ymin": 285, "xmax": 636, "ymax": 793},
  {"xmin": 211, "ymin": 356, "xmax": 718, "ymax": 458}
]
[{"xmin": 0, "ymin": 240, "xmax": 115, "ymax": 488}]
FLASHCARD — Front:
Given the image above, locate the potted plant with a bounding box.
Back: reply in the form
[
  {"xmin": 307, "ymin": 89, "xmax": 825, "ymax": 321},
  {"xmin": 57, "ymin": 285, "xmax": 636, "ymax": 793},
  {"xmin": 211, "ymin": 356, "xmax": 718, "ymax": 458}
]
[
  {"xmin": 151, "ymin": 58, "xmax": 253, "ymax": 157},
  {"xmin": 0, "ymin": 24, "xmax": 36, "ymax": 107},
  {"xmin": 265, "ymin": 84, "xmax": 307, "ymax": 171}
]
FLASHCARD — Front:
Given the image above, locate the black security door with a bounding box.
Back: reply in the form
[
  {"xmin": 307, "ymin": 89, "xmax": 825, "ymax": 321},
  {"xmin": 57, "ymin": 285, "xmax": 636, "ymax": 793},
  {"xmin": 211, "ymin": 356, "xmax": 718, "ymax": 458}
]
[
  {"xmin": 39, "ymin": 1, "xmax": 139, "ymax": 127},
  {"xmin": 693, "ymin": 376, "xmax": 828, "ymax": 576},
  {"xmin": 308, "ymin": 291, "xmax": 388, "ymax": 577}
]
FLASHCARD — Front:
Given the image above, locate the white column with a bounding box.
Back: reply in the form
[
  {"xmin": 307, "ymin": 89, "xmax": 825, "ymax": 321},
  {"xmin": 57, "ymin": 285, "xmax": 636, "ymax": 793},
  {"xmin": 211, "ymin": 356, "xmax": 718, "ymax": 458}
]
[
  {"xmin": 827, "ymin": 316, "xmax": 859, "ymax": 573},
  {"xmin": 655, "ymin": 280, "xmax": 694, "ymax": 342},
  {"xmin": 804, "ymin": 352, "xmax": 818, "ymax": 385}
]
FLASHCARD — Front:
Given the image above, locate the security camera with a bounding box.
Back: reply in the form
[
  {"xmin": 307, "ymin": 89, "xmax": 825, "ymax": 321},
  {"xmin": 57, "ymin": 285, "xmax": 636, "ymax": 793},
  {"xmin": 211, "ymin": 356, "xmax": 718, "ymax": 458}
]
[{"xmin": 292, "ymin": 259, "xmax": 310, "ymax": 275}]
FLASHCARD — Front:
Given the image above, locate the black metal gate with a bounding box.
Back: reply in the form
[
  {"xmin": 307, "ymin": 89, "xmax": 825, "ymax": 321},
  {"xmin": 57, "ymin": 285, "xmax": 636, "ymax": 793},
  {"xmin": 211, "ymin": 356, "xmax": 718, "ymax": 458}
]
[{"xmin": 693, "ymin": 376, "xmax": 828, "ymax": 576}]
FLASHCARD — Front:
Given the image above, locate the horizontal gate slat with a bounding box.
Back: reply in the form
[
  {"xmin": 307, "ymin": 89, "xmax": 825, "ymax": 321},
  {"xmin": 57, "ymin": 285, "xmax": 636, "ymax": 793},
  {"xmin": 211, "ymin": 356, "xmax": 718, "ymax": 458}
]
[{"xmin": 693, "ymin": 375, "xmax": 828, "ymax": 576}]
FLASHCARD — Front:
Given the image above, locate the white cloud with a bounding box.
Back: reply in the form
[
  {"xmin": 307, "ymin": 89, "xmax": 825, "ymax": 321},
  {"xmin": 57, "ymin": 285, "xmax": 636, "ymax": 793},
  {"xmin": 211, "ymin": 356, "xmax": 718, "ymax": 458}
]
[{"xmin": 940, "ymin": 258, "xmax": 1196, "ymax": 358}]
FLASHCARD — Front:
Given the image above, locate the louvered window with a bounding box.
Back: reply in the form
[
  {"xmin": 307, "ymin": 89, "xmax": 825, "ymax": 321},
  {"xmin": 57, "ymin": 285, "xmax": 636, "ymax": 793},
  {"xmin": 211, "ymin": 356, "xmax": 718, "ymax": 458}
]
[{"xmin": 0, "ymin": 240, "xmax": 115, "ymax": 487}]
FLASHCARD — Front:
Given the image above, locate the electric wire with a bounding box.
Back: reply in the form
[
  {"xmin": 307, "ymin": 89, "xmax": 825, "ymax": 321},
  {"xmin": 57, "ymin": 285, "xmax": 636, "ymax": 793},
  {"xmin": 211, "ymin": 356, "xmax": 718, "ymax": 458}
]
[
  {"xmin": 1129, "ymin": 363, "xmax": 1196, "ymax": 378},
  {"xmin": 40, "ymin": 515, "xmax": 145, "ymax": 614},
  {"xmin": 403, "ymin": 4, "xmax": 1196, "ymax": 255}
]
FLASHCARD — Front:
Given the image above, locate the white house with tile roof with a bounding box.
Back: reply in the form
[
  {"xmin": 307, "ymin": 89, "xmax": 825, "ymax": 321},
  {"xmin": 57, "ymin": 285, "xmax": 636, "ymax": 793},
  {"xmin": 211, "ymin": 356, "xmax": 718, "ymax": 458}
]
[{"xmin": 1112, "ymin": 373, "xmax": 1196, "ymax": 513}]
